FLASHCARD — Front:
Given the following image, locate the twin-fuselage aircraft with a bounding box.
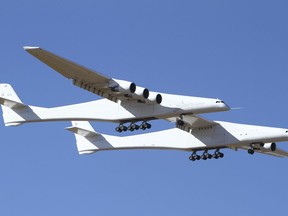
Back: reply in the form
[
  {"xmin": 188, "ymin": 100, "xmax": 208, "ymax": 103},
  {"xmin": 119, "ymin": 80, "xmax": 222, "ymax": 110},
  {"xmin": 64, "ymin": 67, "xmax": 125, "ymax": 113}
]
[{"xmin": 1, "ymin": 47, "xmax": 287, "ymax": 161}]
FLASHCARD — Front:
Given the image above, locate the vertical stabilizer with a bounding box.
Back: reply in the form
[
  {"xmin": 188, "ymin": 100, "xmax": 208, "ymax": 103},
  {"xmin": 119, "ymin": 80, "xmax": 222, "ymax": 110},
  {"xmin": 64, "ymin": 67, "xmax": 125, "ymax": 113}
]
[
  {"xmin": 0, "ymin": 84, "xmax": 27, "ymax": 126},
  {"xmin": 66, "ymin": 121, "xmax": 103, "ymax": 154},
  {"xmin": 0, "ymin": 84, "xmax": 23, "ymax": 105}
]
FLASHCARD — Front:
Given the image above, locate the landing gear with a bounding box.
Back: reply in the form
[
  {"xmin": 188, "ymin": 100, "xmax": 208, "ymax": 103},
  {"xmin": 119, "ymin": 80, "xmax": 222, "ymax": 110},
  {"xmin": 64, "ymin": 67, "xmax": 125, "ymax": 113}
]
[
  {"xmin": 127, "ymin": 123, "xmax": 139, "ymax": 131},
  {"xmin": 177, "ymin": 119, "xmax": 185, "ymax": 127},
  {"xmin": 212, "ymin": 149, "xmax": 224, "ymax": 159},
  {"xmin": 115, "ymin": 124, "xmax": 128, "ymax": 132},
  {"xmin": 140, "ymin": 121, "xmax": 151, "ymax": 130},
  {"xmin": 201, "ymin": 150, "xmax": 212, "ymax": 160},
  {"xmin": 177, "ymin": 115, "xmax": 185, "ymax": 127},
  {"xmin": 189, "ymin": 151, "xmax": 201, "ymax": 161},
  {"xmin": 248, "ymin": 149, "xmax": 255, "ymax": 155},
  {"xmin": 247, "ymin": 144, "xmax": 256, "ymax": 155},
  {"xmin": 189, "ymin": 149, "xmax": 224, "ymax": 162},
  {"xmin": 116, "ymin": 121, "xmax": 151, "ymax": 133}
]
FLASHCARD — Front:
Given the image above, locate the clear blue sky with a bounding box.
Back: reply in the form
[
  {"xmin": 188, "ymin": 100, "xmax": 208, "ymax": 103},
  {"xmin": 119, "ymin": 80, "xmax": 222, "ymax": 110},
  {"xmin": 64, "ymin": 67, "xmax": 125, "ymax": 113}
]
[{"xmin": 1, "ymin": 1, "xmax": 288, "ymax": 215}]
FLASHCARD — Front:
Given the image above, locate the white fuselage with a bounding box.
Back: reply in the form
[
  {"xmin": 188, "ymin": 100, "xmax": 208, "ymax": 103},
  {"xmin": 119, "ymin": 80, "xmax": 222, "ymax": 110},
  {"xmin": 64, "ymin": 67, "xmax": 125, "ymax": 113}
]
[
  {"xmin": 3, "ymin": 93, "xmax": 229, "ymax": 126},
  {"xmin": 76, "ymin": 121, "xmax": 288, "ymax": 154}
]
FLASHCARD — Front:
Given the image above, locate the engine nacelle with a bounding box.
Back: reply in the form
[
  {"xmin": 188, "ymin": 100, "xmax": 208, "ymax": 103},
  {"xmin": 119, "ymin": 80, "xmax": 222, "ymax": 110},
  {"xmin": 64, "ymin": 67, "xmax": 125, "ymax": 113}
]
[
  {"xmin": 145, "ymin": 91, "xmax": 162, "ymax": 104},
  {"xmin": 112, "ymin": 79, "xmax": 136, "ymax": 94},
  {"xmin": 132, "ymin": 87, "xmax": 149, "ymax": 100},
  {"xmin": 261, "ymin": 142, "xmax": 276, "ymax": 151},
  {"xmin": 111, "ymin": 79, "xmax": 161, "ymax": 103}
]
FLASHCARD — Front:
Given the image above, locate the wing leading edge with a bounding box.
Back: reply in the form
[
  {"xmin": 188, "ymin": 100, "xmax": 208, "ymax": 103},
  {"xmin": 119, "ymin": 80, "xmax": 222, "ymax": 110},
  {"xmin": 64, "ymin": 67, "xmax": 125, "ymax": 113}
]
[
  {"xmin": 23, "ymin": 46, "xmax": 148, "ymax": 103},
  {"xmin": 240, "ymin": 145, "xmax": 288, "ymax": 158},
  {"xmin": 24, "ymin": 46, "xmax": 110, "ymax": 85}
]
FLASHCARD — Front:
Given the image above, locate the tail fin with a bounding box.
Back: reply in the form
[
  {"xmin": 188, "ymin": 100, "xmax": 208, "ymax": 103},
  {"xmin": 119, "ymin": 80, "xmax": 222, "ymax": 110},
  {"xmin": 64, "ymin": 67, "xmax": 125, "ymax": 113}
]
[
  {"xmin": 0, "ymin": 84, "xmax": 28, "ymax": 126},
  {"xmin": 0, "ymin": 84, "xmax": 24, "ymax": 108},
  {"xmin": 66, "ymin": 121, "xmax": 107, "ymax": 154}
]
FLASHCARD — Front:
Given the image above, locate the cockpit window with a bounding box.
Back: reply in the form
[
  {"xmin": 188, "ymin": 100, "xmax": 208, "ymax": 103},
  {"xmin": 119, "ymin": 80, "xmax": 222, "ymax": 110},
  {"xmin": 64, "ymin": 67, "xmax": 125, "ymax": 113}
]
[{"xmin": 216, "ymin": 100, "xmax": 224, "ymax": 103}]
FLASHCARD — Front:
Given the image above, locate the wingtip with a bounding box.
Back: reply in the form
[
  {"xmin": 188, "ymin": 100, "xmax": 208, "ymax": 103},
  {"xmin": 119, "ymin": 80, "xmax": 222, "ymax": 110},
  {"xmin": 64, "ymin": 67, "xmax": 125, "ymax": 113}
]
[{"xmin": 23, "ymin": 46, "xmax": 40, "ymax": 50}]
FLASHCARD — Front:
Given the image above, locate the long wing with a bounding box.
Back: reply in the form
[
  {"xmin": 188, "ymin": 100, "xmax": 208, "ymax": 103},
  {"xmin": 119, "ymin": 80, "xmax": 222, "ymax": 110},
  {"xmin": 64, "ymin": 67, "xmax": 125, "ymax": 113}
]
[
  {"xmin": 23, "ymin": 46, "xmax": 110, "ymax": 84},
  {"xmin": 23, "ymin": 46, "xmax": 144, "ymax": 103}
]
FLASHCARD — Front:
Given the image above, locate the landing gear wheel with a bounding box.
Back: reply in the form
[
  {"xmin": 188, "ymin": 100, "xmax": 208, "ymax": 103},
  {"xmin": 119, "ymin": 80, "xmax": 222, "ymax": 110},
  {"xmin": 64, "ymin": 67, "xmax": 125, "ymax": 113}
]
[
  {"xmin": 140, "ymin": 121, "xmax": 151, "ymax": 130},
  {"xmin": 248, "ymin": 149, "xmax": 255, "ymax": 155},
  {"xmin": 128, "ymin": 123, "xmax": 136, "ymax": 131},
  {"xmin": 115, "ymin": 126, "xmax": 122, "ymax": 132},
  {"xmin": 201, "ymin": 154, "xmax": 207, "ymax": 160},
  {"xmin": 116, "ymin": 124, "xmax": 127, "ymax": 132},
  {"xmin": 189, "ymin": 155, "xmax": 195, "ymax": 161},
  {"xmin": 177, "ymin": 119, "xmax": 185, "ymax": 126}
]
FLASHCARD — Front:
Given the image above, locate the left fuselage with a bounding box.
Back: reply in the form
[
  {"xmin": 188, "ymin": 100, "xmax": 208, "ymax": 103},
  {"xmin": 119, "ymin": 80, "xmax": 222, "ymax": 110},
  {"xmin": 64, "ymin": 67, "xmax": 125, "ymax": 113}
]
[{"xmin": 3, "ymin": 93, "xmax": 230, "ymax": 126}]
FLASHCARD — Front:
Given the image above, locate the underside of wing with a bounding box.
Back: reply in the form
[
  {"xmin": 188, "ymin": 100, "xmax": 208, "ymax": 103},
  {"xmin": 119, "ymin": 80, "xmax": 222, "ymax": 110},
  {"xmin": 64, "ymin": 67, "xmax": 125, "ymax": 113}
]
[
  {"xmin": 240, "ymin": 145, "xmax": 288, "ymax": 158},
  {"xmin": 24, "ymin": 46, "xmax": 110, "ymax": 85},
  {"xmin": 167, "ymin": 114, "xmax": 218, "ymax": 132}
]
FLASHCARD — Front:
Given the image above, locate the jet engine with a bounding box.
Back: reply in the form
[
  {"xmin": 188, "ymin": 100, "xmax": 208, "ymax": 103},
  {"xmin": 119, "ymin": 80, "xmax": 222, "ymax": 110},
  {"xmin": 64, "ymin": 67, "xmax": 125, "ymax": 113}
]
[
  {"xmin": 132, "ymin": 87, "xmax": 149, "ymax": 100},
  {"xmin": 112, "ymin": 79, "xmax": 136, "ymax": 94},
  {"xmin": 111, "ymin": 79, "xmax": 162, "ymax": 104},
  {"xmin": 260, "ymin": 142, "xmax": 276, "ymax": 151},
  {"xmin": 132, "ymin": 86, "xmax": 162, "ymax": 104},
  {"xmin": 145, "ymin": 91, "xmax": 162, "ymax": 104}
]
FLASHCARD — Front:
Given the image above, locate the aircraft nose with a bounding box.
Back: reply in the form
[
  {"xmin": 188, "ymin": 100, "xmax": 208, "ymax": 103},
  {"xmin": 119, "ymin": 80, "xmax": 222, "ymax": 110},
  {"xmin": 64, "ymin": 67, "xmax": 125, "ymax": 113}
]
[
  {"xmin": 224, "ymin": 102, "xmax": 231, "ymax": 111},
  {"xmin": 216, "ymin": 100, "xmax": 231, "ymax": 111}
]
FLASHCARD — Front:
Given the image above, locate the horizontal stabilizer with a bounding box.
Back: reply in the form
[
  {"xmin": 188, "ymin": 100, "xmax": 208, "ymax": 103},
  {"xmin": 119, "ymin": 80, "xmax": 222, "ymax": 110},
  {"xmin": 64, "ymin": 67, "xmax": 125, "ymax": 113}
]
[
  {"xmin": 66, "ymin": 121, "xmax": 104, "ymax": 154},
  {"xmin": 66, "ymin": 121, "xmax": 100, "ymax": 137},
  {"xmin": 0, "ymin": 97, "xmax": 26, "ymax": 109}
]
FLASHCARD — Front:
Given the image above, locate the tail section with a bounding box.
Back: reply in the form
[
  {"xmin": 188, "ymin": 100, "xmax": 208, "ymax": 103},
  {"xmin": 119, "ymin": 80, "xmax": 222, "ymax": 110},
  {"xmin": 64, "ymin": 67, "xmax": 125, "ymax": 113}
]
[
  {"xmin": 66, "ymin": 121, "xmax": 192, "ymax": 155},
  {"xmin": 0, "ymin": 84, "xmax": 28, "ymax": 126},
  {"xmin": 0, "ymin": 84, "xmax": 24, "ymax": 108},
  {"xmin": 66, "ymin": 121, "xmax": 109, "ymax": 154}
]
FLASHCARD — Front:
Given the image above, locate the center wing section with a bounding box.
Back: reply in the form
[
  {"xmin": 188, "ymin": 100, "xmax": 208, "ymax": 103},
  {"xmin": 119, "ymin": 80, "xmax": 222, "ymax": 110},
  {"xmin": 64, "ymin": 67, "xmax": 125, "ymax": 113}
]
[
  {"xmin": 167, "ymin": 114, "xmax": 218, "ymax": 132},
  {"xmin": 24, "ymin": 46, "xmax": 155, "ymax": 103}
]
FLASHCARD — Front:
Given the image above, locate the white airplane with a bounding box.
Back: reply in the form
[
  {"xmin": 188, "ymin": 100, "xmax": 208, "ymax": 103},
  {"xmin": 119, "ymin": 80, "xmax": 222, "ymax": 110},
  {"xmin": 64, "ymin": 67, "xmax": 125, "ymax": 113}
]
[
  {"xmin": 67, "ymin": 118, "xmax": 288, "ymax": 160},
  {"xmin": 0, "ymin": 46, "xmax": 230, "ymax": 131}
]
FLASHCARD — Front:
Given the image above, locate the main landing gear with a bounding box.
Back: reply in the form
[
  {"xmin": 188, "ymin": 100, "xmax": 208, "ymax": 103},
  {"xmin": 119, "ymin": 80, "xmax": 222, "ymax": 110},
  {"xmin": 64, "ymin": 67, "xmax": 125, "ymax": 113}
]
[
  {"xmin": 189, "ymin": 149, "xmax": 224, "ymax": 162},
  {"xmin": 247, "ymin": 144, "xmax": 258, "ymax": 155},
  {"xmin": 116, "ymin": 121, "xmax": 151, "ymax": 132},
  {"xmin": 248, "ymin": 148, "xmax": 255, "ymax": 155}
]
